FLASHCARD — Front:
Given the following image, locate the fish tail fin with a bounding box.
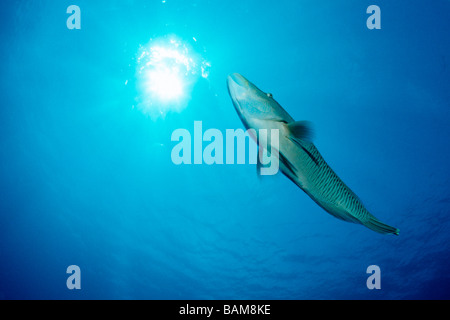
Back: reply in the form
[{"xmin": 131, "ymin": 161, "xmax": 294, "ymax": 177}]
[{"xmin": 364, "ymin": 217, "xmax": 400, "ymax": 235}]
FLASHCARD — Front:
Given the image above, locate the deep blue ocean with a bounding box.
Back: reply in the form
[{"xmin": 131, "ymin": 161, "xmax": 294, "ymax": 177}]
[{"xmin": 0, "ymin": 0, "xmax": 449, "ymax": 300}]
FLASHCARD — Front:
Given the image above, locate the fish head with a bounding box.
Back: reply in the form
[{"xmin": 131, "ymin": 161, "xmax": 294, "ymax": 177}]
[{"xmin": 227, "ymin": 73, "xmax": 292, "ymax": 130}]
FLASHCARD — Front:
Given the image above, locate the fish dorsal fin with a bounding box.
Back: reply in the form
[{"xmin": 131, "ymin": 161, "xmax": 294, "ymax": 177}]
[{"xmin": 287, "ymin": 121, "xmax": 314, "ymax": 142}]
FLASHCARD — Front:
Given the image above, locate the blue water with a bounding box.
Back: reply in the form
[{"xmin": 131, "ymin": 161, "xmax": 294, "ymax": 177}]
[{"xmin": 1, "ymin": 0, "xmax": 449, "ymax": 300}]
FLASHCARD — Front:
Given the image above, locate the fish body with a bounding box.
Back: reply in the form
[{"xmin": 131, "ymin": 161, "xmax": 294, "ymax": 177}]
[{"xmin": 227, "ymin": 73, "xmax": 399, "ymax": 235}]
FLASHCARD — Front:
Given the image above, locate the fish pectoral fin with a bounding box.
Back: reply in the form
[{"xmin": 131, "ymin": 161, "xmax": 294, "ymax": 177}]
[{"xmin": 287, "ymin": 121, "xmax": 314, "ymax": 142}]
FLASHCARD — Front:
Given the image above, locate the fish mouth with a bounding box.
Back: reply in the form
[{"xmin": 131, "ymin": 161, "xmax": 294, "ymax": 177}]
[
  {"xmin": 227, "ymin": 73, "xmax": 249, "ymax": 88},
  {"xmin": 227, "ymin": 73, "xmax": 242, "ymax": 111},
  {"xmin": 227, "ymin": 73, "xmax": 251, "ymax": 129},
  {"xmin": 227, "ymin": 73, "xmax": 250, "ymax": 109}
]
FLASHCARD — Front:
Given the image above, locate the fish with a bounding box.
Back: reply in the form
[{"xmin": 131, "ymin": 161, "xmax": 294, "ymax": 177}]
[{"xmin": 227, "ymin": 73, "xmax": 399, "ymax": 235}]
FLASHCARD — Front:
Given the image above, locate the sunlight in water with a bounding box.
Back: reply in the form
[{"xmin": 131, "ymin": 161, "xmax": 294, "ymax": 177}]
[
  {"xmin": 146, "ymin": 66, "xmax": 184, "ymax": 101},
  {"xmin": 135, "ymin": 36, "xmax": 210, "ymax": 117}
]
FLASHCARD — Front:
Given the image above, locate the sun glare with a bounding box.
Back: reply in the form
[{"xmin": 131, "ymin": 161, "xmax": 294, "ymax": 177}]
[
  {"xmin": 146, "ymin": 66, "xmax": 184, "ymax": 101},
  {"xmin": 135, "ymin": 36, "xmax": 210, "ymax": 117}
]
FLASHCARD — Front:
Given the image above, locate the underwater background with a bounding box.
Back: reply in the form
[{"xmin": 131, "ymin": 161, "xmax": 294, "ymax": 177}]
[{"xmin": 0, "ymin": 0, "xmax": 449, "ymax": 300}]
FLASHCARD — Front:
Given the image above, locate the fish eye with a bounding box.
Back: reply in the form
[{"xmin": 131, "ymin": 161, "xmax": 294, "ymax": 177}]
[{"xmin": 267, "ymin": 93, "xmax": 273, "ymax": 98}]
